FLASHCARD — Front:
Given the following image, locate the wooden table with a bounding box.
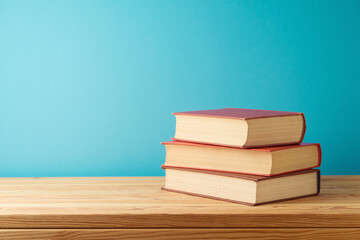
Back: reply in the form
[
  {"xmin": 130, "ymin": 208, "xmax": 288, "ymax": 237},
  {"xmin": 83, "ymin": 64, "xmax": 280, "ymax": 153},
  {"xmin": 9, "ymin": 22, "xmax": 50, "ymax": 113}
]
[{"xmin": 0, "ymin": 176, "xmax": 359, "ymax": 239}]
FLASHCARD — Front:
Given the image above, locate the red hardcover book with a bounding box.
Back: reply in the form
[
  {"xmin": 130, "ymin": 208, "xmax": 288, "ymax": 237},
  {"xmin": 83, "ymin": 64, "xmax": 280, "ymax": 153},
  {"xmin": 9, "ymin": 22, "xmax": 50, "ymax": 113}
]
[
  {"xmin": 162, "ymin": 166, "xmax": 320, "ymax": 206},
  {"xmin": 162, "ymin": 141, "xmax": 321, "ymax": 176},
  {"xmin": 173, "ymin": 108, "xmax": 306, "ymax": 148}
]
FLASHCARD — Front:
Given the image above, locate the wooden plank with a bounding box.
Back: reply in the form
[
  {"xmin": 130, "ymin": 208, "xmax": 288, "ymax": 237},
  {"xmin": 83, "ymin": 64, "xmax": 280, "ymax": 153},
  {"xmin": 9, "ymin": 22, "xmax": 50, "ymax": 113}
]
[
  {"xmin": 0, "ymin": 176, "xmax": 359, "ymax": 228},
  {"xmin": 0, "ymin": 229, "xmax": 359, "ymax": 240}
]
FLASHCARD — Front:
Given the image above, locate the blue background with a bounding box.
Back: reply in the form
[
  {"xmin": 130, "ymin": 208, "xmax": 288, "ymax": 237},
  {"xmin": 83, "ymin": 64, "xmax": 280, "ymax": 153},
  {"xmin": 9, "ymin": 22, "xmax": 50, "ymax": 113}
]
[{"xmin": 0, "ymin": 0, "xmax": 359, "ymax": 177}]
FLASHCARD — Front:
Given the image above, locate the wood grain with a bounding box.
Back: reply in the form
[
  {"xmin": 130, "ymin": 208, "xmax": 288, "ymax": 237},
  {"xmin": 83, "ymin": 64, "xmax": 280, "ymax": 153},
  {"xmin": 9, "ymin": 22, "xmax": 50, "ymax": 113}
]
[
  {"xmin": 0, "ymin": 229, "xmax": 359, "ymax": 240},
  {"xmin": 0, "ymin": 176, "xmax": 358, "ymax": 228}
]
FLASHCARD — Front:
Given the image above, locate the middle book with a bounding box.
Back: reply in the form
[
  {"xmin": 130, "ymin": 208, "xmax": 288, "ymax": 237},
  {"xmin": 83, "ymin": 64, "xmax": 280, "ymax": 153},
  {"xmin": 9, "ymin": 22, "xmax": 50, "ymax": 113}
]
[{"xmin": 162, "ymin": 141, "xmax": 321, "ymax": 176}]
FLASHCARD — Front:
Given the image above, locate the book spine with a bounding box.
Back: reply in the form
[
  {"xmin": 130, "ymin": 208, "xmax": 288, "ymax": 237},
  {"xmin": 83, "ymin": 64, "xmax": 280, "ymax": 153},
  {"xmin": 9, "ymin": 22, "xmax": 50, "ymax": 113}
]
[
  {"xmin": 317, "ymin": 170, "xmax": 321, "ymax": 194},
  {"xmin": 315, "ymin": 144, "xmax": 322, "ymax": 168},
  {"xmin": 299, "ymin": 113, "xmax": 307, "ymax": 143}
]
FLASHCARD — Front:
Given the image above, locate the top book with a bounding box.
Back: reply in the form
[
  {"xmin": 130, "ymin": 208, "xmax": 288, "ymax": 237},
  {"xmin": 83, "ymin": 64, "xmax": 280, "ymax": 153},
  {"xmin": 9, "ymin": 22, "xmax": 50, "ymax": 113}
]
[{"xmin": 172, "ymin": 108, "xmax": 306, "ymax": 148}]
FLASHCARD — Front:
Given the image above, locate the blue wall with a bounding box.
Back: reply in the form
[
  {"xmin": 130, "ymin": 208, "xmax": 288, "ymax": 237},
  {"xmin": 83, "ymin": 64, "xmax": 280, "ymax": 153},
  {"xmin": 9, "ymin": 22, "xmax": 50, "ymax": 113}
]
[{"xmin": 0, "ymin": 0, "xmax": 359, "ymax": 177}]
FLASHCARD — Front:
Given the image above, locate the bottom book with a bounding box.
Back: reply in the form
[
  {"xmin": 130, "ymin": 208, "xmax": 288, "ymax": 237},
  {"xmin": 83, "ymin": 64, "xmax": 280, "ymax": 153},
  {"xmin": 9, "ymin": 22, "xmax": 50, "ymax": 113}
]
[{"xmin": 162, "ymin": 166, "xmax": 320, "ymax": 206}]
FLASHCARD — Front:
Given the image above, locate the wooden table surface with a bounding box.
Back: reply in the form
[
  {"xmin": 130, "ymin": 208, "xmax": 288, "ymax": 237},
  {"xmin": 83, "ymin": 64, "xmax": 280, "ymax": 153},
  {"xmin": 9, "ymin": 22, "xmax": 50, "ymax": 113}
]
[{"xmin": 0, "ymin": 176, "xmax": 359, "ymax": 239}]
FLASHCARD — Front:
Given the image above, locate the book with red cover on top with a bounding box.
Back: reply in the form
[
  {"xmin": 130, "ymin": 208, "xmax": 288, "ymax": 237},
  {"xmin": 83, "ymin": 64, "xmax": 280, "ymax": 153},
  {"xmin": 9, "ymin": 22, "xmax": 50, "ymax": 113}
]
[{"xmin": 173, "ymin": 108, "xmax": 306, "ymax": 148}]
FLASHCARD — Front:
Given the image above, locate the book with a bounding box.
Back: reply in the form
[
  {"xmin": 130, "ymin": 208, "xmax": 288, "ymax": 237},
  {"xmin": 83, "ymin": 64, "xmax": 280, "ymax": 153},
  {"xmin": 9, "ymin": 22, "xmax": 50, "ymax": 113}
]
[
  {"xmin": 173, "ymin": 108, "xmax": 306, "ymax": 148},
  {"xmin": 162, "ymin": 166, "xmax": 320, "ymax": 206},
  {"xmin": 162, "ymin": 141, "xmax": 321, "ymax": 176}
]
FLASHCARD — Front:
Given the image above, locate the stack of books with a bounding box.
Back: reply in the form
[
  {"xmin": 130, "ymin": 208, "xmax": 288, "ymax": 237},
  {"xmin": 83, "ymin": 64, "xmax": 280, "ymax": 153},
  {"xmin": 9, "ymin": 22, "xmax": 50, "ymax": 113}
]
[{"xmin": 161, "ymin": 108, "xmax": 321, "ymax": 206}]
